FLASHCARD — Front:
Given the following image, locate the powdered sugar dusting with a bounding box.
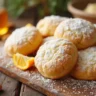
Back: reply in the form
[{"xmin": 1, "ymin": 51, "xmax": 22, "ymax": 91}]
[
  {"xmin": 71, "ymin": 46, "xmax": 96, "ymax": 80},
  {"xmin": 62, "ymin": 18, "xmax": 94, "ymax": 33},
  {"xmin": 42, "ymin": 36, "xmax": 55, "ymax": 44},
  {"xmin": 19, "ymin": 69, "xmax": 96, "ymax": 96},
  {"xmin": 4, "ymin": 26, "xmax": 37, "ymax": 49},
  {"xmin": 37, "ymin": 15, "xmax": 69, "ymax": 36},
  {"xmin": 55, "ymin": 18, "xmax": 96, "ymax": 49},
  {"xmin": 44, "ymin": 15, "xmax": 68, "ymax": 23},
  {"xmin": 77, "ymin": 47, "xmax": 96, "ymax": 71},
  {"xmin": 12, "ymin": 26, "xmax": 36, "ymax": 45},
  {"xmin": 16, "ymin": 66, "xmax": 96, "ymax": 96},
  {"xmin": 44, "ymin": 15, "xmax": 68, "ymax": 28}
]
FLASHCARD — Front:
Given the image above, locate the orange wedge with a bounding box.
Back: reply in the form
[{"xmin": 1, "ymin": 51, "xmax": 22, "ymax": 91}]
[
  {"xmin": 13, "ymin": 53, "xmax": 34, "ymax": 70},
  {"xmin": 0, "ymin": 27, "xmax": 8, "ymax": 35},
  {"xmin": 25, "ymin": 23, "xmax": 33, "ymax": 27}
]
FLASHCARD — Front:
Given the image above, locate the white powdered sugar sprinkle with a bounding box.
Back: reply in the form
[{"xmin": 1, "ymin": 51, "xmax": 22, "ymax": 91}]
[{"xmin": 63, "ymin": 18, "xmax": 94, "ymax": 33}]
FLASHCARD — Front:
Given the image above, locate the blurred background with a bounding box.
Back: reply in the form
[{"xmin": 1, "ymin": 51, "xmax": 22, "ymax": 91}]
[
  {"xmin": 0, "ymin": 0, "xmax": 96, "ymax": 40},
  {"xmin": 4, "ymin": 0, "xmax": 71, "ymax": 19},
  {"xmin": 0, "ymin": 0, "xmax": 71, "ymax": 40},
  {"xmin": 0, "ymin": 0, "xmax": 72, "ymax": 26},
  {"xmin": 1, "ymin": 0, "xmax": 96, "ymax": 24}
]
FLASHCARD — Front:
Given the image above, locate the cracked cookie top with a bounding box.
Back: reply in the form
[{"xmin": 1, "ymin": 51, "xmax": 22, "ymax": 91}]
[
  {"xmin": 54, "ymin": 18, "xmax": 96, "ymax": 49},
  {"xmin": 35, "ymin": 38, "xmax": 78, "ymax": 79},
  {"xmin": 4, "ymin": 26, "xmax": 43, "ymax": 56}
]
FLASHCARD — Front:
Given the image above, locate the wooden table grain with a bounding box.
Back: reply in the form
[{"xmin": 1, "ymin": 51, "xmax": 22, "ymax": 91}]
[
  {"xmin": 20, "ymin": 84, "xmax": 45, "ymax": 96},
  {"xmin": 0, "ymin": 72, "xmax": 20, "ymax": 96},
  {"xmin": 0, "ymin": 72, "xmax": 45, "ymax": 96}
]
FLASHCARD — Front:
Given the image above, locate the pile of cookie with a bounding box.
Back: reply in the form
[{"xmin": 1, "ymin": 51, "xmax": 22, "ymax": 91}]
[{"xmin": 4, "ymin": 15, "xmax": 96, "ymax": 80}]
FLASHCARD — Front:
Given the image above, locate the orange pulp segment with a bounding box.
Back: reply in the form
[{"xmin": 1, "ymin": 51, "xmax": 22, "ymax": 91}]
[{"xmin": 13, "ymin": 53, "xmax": 34, "ymax": 70}]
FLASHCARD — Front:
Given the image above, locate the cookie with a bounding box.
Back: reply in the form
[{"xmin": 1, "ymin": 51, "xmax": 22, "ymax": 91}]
[
  {"xmin": 54, "ymin": 18, "xmax": 96, "ymax": 49},
  {"xmin": 4, "ymin": 26, "xmax": 43, "ymax": 56},
  {"xmin": 71, "ymin": 47, "xmax": 96, "ymax": 80},
  {"xmin": 36, "ymin": 15, "xmax": 68, "ymax": 37},
  {"xmin": 35, "ymin": 39, "xmax": 78, "ymax": 79}
]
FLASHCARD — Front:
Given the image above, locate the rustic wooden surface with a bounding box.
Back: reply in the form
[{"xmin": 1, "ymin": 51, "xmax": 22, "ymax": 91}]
[
  {"xmin": 0, "ymin": 61, "xmax": 45, "ymax": 96},
  {"xmin": 0, "ymin": 72, "xmax": 20, "ymax": 96},
  {"xmin": 20, "ymin": 84, "xmax": 45, "ymax": 96},
  {"xmin": 0, "ymin": 42, "xmax": 96, "ymax": 96}
]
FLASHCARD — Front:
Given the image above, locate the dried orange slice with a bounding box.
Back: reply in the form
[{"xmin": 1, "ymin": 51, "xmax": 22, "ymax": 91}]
[{"xmin": 13, "ymin": 53, "xmax": 34, "ymax": 70}]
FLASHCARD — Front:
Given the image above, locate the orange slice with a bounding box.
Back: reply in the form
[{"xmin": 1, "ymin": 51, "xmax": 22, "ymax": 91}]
[
  {"xmin": 0, "ymin": 27, "xmax": 8, "ymax": 35},
  {"xmin": 25, "ymin": 23, "xmax": 33, "ymax": 27},
  {"xmin": 13, "ymin": 53, "xmax": 34, "ymax": 70}
]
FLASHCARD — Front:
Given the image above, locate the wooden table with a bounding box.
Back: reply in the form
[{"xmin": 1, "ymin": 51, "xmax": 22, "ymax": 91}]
[
  {"xmin": 0, "ymin": 72, "xmax": 45, "ymax": 96},
  {"xmin": 0, "ymin": 18, "xmax": 45, "ymax": 96}
]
